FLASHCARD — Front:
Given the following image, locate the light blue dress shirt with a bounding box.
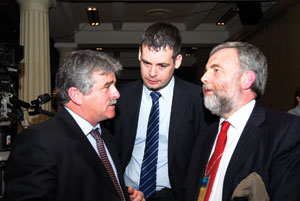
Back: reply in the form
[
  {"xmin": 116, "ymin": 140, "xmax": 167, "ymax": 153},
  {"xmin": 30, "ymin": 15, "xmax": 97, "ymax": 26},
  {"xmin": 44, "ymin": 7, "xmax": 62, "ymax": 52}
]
[{"xmin": 124, "ymin": 76, "xmax": 174, "ymax": 190}]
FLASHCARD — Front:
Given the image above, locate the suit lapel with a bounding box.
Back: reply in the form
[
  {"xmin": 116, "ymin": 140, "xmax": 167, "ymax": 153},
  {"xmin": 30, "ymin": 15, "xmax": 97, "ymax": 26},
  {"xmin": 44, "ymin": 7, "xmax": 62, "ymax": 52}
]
[
  {"xmin": 75, "ymin": 129, "xmax": 119, "ymax": 195},
  {"xmin": 129, "ymin": 82, "xmax": 143, "ymax": 144},
  {"xmin": 123, "ymin": 81, "xmax": 143, "ymax": 163},
  {"xmin": 223, "ymin": 104, "xmax": 266, "ymax": 200},
  {"xmin": 187, "ymin": 121, "xmax": 219, "ymax": 201},
  {"xmin": 168, "ymin": 77, "xmax": 182, "ymax": 163},
  {"xmin": 102, "ymin": 129, "xmax": 130, "ymax": 199},
  {"xmin": 196, "ymin": 123, "xmax": 219, "ymax": 200},
  {"xmin": 57, "ymin": 108, "xmax": 120, "ymax": 197}
]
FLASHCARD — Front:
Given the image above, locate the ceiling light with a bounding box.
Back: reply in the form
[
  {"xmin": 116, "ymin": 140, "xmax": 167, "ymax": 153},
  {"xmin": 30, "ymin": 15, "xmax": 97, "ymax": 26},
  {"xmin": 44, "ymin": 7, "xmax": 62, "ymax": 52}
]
[
  {"xmin": 87, "ymin": 7, "xmax": 100, "ymax": 26},
  {"xmin": 216, "ymin": 7, "xmax": 238, "ymax": 26},
  {"xmin": 185, "ymin": 46, "xmax": 198, "ymax": 57},
  {"xmin": 145, "ymin": 8, "xmax": 170, "ymax": 18}
]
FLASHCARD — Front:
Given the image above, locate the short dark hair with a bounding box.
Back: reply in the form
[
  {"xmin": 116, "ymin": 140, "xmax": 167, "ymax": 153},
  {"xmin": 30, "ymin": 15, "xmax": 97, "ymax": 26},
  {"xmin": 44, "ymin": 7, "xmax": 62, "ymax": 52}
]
[
  {"xmin": 139, "ymin": 22, "xmax": 182, "ymax": 59},
  {"xmin": 55, "ymin": 50, "xmax": 122, "ymax": 105}
]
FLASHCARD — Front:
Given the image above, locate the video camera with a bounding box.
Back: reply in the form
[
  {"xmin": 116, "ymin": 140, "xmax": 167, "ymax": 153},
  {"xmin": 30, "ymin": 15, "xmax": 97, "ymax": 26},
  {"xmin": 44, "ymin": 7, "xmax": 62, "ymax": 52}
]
[
  {"xmin": 0, "ymin": 43, "xmax": 23, "ymax": 123},
  {"xmin": 0, "ymin": 43, "xmax": 23, "ymax": 151},
  {"xmin": 0, "ymin": 43, "xmax": 54, "ymax": 151}
]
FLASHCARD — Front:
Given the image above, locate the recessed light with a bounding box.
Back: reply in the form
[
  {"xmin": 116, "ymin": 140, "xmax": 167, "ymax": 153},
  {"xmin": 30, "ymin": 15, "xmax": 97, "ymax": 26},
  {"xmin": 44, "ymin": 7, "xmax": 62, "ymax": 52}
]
[{"xmin": 144, "ymin": 8, "xmax": 170, "ymax": 18}]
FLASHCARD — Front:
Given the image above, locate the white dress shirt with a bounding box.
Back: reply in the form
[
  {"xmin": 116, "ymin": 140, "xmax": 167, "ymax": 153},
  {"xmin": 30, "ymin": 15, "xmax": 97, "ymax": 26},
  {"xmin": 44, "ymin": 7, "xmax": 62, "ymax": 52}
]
[
  {"xmin": 208, "ymin": 100, "xmax": 256, "ymax": 201},
  {"xmin": 64, "ymin": 106, "xmax": 123, "ymax": 189}
]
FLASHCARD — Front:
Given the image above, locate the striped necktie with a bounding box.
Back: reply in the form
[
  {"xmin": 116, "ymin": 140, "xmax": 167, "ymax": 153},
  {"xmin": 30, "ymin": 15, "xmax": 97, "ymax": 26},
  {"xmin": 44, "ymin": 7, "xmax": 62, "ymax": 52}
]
[
  {"xmin": 90, "ymin": 129, "xmax": 125, "ymax": 201},
  {"xmin": 139, "ymin": 91, "xmax": 161, "ymax": 199}
]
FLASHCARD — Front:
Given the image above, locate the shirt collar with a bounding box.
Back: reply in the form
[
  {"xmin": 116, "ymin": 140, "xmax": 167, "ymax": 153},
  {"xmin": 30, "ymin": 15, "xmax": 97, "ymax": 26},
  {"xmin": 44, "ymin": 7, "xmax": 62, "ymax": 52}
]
[
  {"xmin": 143, "ymin": 76, "xmax": 175, "ymax": 101},
  {"xmin": 220, "ymin": 99, "xmax": 256, "ymax": 132},
  {"xmin": 64, "ymin": 106, "xmax": 101, "ymax": 135}
]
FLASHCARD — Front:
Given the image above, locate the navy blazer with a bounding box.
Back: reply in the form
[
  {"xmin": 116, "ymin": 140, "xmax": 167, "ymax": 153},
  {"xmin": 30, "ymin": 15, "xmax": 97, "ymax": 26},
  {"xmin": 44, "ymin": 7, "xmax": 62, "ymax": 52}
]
[
  {"xmin": 4, "ymin": 107, "xmax": 130, "ymax": 201},
  {"xmin": 110, "ymin": 76, "xmax": 208, "ymax": 200},
  {"xmin": 185, "ymin": 103, "xmax": 300, "ymax": 201}
]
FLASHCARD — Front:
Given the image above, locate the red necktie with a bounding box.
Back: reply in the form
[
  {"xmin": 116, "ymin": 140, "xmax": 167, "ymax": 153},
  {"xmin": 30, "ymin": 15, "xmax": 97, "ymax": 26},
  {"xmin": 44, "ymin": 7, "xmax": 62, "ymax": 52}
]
[{"xmin": 203, "ymin": 121, "xmax": 230, "ymax": 201}]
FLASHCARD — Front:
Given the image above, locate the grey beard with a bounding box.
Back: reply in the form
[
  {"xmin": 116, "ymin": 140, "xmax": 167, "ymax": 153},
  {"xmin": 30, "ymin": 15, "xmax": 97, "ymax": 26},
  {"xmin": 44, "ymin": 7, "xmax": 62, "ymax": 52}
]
[{"xmin": 204, "ymin": 94, "xmax": 233, "ymax": 117}]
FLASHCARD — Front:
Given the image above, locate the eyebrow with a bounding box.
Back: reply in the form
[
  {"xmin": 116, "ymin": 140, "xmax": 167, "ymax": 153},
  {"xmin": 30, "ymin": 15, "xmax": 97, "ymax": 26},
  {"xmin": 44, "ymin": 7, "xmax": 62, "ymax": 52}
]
[
  {"xmin": 207, "ymin": 63, "xmax": 222, "ymax": 69},
  {"xmin": 141, "ymin": 58, "xmax": 170, "ymax": 66},
  {"xmin": 140, "ymin": 58, "xmax": 150, "ymax": 63},
  {"xmin": 210, "ymin": 64, "xmax": 221, "ymax": 68},
  {"xmin": 104, "ymin": 80, "xmax": 115, "ymax": 87},
  {"xmin": 204, "ymin": 64, "xmax": 221, "ymax": 72}
]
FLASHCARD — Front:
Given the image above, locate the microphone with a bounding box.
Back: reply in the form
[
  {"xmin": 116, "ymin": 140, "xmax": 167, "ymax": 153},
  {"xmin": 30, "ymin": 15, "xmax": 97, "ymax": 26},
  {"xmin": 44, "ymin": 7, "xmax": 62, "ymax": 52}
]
[
  {"xmin": 31, "ymin": 93, "xmax": 52, "ymax": 105},
  {"xmin": 28, "ymin": 93, "xmax": 54, "ymax": 117},
  {"xmin": 37, "ymin": 93, "xmax": 52, "ymax": 104}
]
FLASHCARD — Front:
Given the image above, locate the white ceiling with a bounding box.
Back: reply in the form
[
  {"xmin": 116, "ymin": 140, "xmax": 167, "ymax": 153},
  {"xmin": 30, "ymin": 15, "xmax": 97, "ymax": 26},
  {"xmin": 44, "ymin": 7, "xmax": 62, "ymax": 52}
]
[
  {"xmin": 49, "ymin": 1, "xmax": 277, "ymax": 48},
  {"xmin": 47, "ymin": 0, "xmax": 278, "ymax": 73}
]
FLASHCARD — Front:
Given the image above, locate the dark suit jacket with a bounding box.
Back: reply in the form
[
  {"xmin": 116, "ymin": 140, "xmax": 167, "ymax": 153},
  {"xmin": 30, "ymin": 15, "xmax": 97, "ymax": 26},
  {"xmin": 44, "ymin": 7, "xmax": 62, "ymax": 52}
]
[
  {"xmin": 4, "ymin": 107, "xmax": 130, "ymax": 201},
  {"xmin": 110, "ymin": 76, "xmax": 207, "ymax": 200},
  {"xmin": 185, "ymin": 103, "xmax": 300, "ymax": 201}
]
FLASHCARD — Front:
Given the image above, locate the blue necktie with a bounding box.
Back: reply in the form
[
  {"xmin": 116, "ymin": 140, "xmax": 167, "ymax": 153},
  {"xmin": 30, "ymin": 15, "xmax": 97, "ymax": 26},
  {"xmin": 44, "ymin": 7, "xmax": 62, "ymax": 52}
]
[{"xmin": 139, "ymin": 91, "xmax": 161, "ymax": 199}]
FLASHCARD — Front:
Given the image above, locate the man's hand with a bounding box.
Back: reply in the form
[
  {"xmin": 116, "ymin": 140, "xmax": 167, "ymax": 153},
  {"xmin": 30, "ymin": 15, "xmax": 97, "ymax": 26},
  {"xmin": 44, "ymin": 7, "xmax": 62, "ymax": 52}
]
[{"xmin": 127, "ymin": 186, "xmax": 145, "ymax": 201}]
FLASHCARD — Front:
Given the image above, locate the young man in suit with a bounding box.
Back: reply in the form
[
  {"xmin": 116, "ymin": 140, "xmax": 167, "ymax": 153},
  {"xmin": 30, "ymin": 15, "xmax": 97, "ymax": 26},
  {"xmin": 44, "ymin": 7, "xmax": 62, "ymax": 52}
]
[
  {"xmin": 110, "ymin": 22, "xmax": 207, "ymax": 201},
  {"xmin": 185, "ymin": 42, "xmax": 300, "ymax": 201},
  {"xmin": 4, "ymin": 50, "xmax": 144, "ymax": 201}
]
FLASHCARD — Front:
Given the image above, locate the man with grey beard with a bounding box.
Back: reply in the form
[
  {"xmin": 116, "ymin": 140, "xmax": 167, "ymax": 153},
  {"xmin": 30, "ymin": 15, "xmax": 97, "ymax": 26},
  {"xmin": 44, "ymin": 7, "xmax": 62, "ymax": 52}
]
[{"xmin": 185, "ymin": 42, "xmax": 300, "ymax": 201}]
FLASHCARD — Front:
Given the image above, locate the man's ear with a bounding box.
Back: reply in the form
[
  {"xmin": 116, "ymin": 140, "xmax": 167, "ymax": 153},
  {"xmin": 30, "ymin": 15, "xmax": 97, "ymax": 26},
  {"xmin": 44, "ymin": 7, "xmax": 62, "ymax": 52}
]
[
  {"xmin": 68, "ymin": 87, "xmax": 83, "ymax": 105},
  {"xmin": 174, "ymin": 54, "xmax": 182, "ymax": 69},
  {"xmin": 242, "ymin": 71, "xmax": 256, "ymax": 90}
]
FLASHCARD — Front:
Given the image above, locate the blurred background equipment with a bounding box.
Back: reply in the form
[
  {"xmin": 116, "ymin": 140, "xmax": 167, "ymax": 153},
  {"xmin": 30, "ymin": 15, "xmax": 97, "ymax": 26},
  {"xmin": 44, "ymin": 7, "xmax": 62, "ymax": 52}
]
[
  {"xmin": 0, "ymin": 43, "xmax": 23, "ymax": 152},
  {"xmin": 0, "ymin": 42, "xmax": 54, "ymax": 153}
]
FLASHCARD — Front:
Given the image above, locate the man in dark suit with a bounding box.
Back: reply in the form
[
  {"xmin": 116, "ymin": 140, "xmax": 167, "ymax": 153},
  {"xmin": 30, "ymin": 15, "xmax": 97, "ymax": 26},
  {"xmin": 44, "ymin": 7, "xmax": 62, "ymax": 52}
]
[
  {"xmin": 4, "ymin": 50, "xmax": 144, "ymax": 201},
  {"xmin": 185, "ymin": 42, "xmax": 300, "ymax": 201},
  {"xmin": 110, "ymin": 22, "xmax": 207, "ymax": 201}
]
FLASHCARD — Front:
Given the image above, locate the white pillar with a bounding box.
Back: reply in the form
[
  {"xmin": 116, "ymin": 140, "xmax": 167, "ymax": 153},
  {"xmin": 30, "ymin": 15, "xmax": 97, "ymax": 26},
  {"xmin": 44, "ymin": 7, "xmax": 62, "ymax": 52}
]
[{"xmin": 18, "ymin": 0, "xmax": 53, "ymax": 125}]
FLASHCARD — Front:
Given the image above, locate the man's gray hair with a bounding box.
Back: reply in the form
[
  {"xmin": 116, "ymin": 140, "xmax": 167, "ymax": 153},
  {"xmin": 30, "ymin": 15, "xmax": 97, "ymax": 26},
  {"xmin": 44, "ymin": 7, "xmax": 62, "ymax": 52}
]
[
  {"xmin": 55, "ymin": 50, "xmax": 122, "ymax": 104},
  {"xmin": 210, "ymin": 41, "xmax": 268, "ymax": 99}
]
